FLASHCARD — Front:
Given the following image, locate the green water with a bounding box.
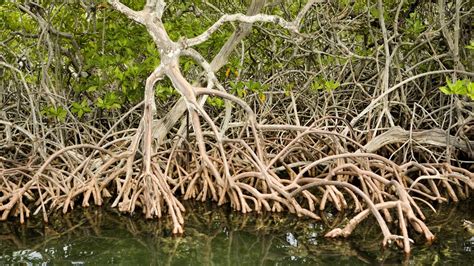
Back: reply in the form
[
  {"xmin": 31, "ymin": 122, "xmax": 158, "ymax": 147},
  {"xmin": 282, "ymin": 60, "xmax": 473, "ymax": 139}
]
[{"xmin": 1, "ymin": 201, "xmax": 473, "ymax": 265}]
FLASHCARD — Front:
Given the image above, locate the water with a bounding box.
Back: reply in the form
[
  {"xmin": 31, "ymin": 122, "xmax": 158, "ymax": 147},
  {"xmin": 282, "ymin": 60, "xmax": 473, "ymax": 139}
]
[{"xmin": 0, "ymin": 201, "xmax": 473, "ymax": 265}]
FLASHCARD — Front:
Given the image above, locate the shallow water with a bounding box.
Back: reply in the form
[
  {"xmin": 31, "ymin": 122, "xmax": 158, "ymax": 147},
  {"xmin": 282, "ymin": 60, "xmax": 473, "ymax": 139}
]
[{"xmin": 0, "ymin": 201, "xmax": 473, "ymax": 265}]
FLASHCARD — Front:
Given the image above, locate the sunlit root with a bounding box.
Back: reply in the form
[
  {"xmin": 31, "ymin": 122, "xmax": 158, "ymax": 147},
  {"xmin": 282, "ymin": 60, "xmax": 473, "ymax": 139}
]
[{"xmin": 2, "ymin": 108, "xmax": 473, "ymax": 254}]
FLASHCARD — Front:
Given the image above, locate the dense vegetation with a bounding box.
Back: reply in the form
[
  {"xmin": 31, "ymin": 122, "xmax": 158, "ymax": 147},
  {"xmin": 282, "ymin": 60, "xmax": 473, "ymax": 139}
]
[{"xmin": 1, "ymin": 0, "xmax": 473, "ymax": 253}]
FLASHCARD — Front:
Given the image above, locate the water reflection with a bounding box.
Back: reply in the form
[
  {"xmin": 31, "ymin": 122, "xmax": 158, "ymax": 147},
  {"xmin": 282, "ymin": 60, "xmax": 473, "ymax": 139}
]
[{"xmin": 0, "ymin": 201, "xmax": 472, "ymax": 265}]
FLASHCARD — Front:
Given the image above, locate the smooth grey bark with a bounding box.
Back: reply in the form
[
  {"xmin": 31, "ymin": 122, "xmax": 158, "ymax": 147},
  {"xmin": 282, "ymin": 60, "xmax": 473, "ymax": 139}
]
[{"xmin": 152, "ymin": 0, "xmax": 266, "ymax": 143}]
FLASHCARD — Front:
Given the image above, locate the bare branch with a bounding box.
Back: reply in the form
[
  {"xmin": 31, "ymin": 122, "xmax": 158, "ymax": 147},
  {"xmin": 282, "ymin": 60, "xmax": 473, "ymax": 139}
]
[
  {"xmin": 363, "ymin": 126, "xmax": 474, "ymax": 154},
  {"xmin": 346, "ymin": 69, "xmax": 474, "ymax": 129},
  {"xmin": 210, "ymin": 0, "xmax": 265, "ymax": 70},
  {"xmin": 186, "ymin": 13, "xmax": 298, "ymax": 47},
  {"xmin": 144, "ymin": 0, "xmax": 166, "ymax": 18},
  {"xmin": 108, "ymin": 0, "xmax": 145, "ymax": 24},
  {"xmin": 293, "ymin": 0, "xmax": 323, "ymax": 29}
]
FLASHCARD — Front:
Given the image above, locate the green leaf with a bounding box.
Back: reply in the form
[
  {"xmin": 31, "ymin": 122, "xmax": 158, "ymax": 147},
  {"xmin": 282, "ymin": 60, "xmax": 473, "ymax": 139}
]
[
  {"xmin": 311, "ymin": 80, "xmax": 323, "ymax": 91},
  {"xmin": 465, "ymin": 40, "xmax": 474, "ymax": 50},
  {"xmin": 440, "ymin": 78, "xmax": 474, "ymax": 99},
  {"xmin": 146, "ymin": 42, "xmax": 156, "ymax": 54},
  {"xmin": 467, "ymin": 82, "xmax": 474, "ymax": 100},
  {"xmin": 71, "ymin": 102, "xmax": 81, "ymax": 109},
  {"xmin": 207, "ymin": 97, "xmax": 224, "ymax": 108},
  {"xmin": 324, "ymin": 80, "xmax": 340, "ymax": 91},
  {"xmin": 183, "ymin": 60, "xmax": 194, "ymax": 72},
  {"xmin": 114, "ymin": 67, "xmax": 124, "ymax": 81},
  {"xmin": 110, "ymin": 103, "xmax": 121, "ymax": 110},
  {"xmin": 369, "ymin": 7, "xmax": 379, "ymax": 18},
  {"xmin": 448, "ymin": 79, "xmax": 465, "ymax": 94},
  {"xmin": 81, "ymin": 99, "xmax": 88, "ymax": 107},
  {"xmin": 56, "ymin": 107, "xmax": 67, "ymax": 122},
  {"xmin": 230, "ymin": 81, "xmax": 247, "ymax": 98},
  {"xmin": 97, "ymin": 97, "xmax": 105, "ymax": 108},
  {"xmin": 406, "ymin": 12, "xmax": 425, "ymax": 36},
  {"xmin": 71, "ymin": 99, "xmax": 91, "ymax": 118},
  {"xmin": 439, "ymin": 86, "xmax": 451, "ymax": 95}
]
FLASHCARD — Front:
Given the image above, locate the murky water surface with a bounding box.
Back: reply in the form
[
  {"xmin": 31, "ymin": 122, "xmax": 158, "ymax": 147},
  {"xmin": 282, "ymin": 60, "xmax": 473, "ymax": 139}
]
[{"xmin": 0, "ymin": 201, "xmax": 473, "ymax": 265}]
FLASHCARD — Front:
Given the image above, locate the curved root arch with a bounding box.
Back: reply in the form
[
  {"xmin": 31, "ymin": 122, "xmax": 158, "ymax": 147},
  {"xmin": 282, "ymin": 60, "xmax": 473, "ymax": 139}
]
[
  {"xmin": 1, "ymin": 84, "xmax": 473, "ymax": 251},
  {"xmin": 1, "ymin": 0, "xmax": 473, "ymax": 255}
]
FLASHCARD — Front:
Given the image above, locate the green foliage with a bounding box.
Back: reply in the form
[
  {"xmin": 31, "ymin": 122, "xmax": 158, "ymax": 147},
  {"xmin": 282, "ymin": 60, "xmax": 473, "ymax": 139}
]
[
  {"xmin": 155, "ymin": 84, "xmax": 176, "ymax": 101},
  {"xmin": 1, "ymin": 1, "xmax": 240, "ymax": 122},
  {"xmin": 3, "ymin": 0, "xmax": 470, "ymax": 126},
  {"xmin": 1, "ymin": 3, "xmax": 37, "ymax": 35},
  {"xmin": 439, "ymin": 78, "xmax": 474, "ymax": 100},
  {"xmin": 353, "ymin": 0, "xmax": 367, "ymax": 13},
  {"xmin": 284, "ymin": 82, "xmax": 295, "ymax": 97},
  {"xmin": 466, "ymin": 40, "xmax": 474, "ymax": 50},
  {"xmin": 311, "ymin": 78, "xmax": 340, "ymax": 92},
  {"xmin": 230, "ymin": 81, "xmax": 247, "ymax": 98},
  {"xmin": 71, "ymin": 5, "xmax": 160, "ymax": 107},
  {"xmin": 41, "ymin": 106, "xmax": 68, "ymax": 122},
  {"xmin": 369, "ymin": 6, "xmax": 380, "ymax": 19},
  {"xmin": 230, "ymin": 80, "xmax": 269, "ymax": 101},
  {"xmin": 71, "ymin": 99, "xmax": 92, "ymax": 118},
  {"xmin": 164, "ymin": 2, "xmax": 230, "ymax": 60},
  {"xmin": 206, "ymin": 96, "xmax": 225, "ymax": 109},
  {"xmin": 405, "ymin": 12, "xmax": 425, "ymax": 36},
  {"xmin": 96, "ymin": 92, "xmax": 123, "ymax": 110},
  {"xmin": 319, "ymin": 55, "xmax": 336, "ymax": 66}
]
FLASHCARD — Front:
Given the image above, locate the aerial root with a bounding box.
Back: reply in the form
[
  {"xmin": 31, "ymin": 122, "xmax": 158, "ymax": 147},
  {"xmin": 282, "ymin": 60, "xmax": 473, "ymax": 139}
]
[{"xmin": 1, "ymin": 104, "xmax": 473, "ymax": 254}]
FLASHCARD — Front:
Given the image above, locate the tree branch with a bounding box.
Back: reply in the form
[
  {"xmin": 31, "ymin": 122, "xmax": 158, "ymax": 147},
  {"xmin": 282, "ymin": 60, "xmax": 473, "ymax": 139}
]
[
  {"xmin": 144, "ymin": 0, "xmax": 166, "ymax": 18},
  {"xmin": 293, "ymin": 0, "xmax": 323, "ymax": 30},
  {"xmin": 108, "ymin": 0, "xmax": 145, "ymax": 24},
  {"xmin": 186, "ymin": 13, "xmax": 298, "ymax": 47},
  {"xmin": 363, "ymin": 126, "xmax": 474, "ymax": 156}
]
